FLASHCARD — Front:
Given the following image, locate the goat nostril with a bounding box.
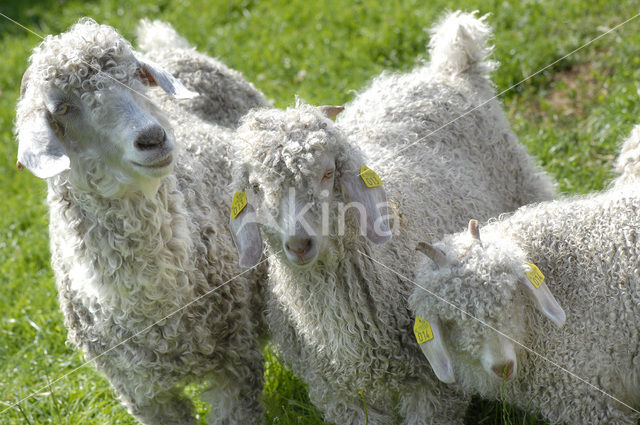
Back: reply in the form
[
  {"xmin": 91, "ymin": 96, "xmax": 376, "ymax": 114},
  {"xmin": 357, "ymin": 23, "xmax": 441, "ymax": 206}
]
[
  {"xmin": 285, "ymin": 238, "xmax": 314, "ymax": 258},
  {"xmin": 492, "ymin": 362, "xmax": 514, "ymax": 380},
  {"xmin": 135, "ymin": 127, "xmax": 166, "ymax": 150},
  {"xmin": 295, "ymin": 239, "xmax": 312, "ymax": 255}
]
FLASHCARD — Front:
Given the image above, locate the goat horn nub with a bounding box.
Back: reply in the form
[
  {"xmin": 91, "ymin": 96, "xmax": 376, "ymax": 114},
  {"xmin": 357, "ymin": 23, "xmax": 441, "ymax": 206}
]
[
  {"xmin": 416, "ymin": 242, "xmax": 449, "ymax": 269},
  {"xmin": 468, "ymin": 219, "xmax": 480, "ymax": 241}
]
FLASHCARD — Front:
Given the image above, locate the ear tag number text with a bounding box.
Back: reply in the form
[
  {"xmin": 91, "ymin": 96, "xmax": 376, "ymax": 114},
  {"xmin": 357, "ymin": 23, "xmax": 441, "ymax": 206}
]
[
  {"xmin": 525, "ymin": 262, "xmax": 545, "ymax": 288},
  {"xmin": 414, "ymin": 315, "xmax": 434, "ymax": 344},
  {"xmin": 231, "ymin": 191, "xmax": 248, "ymax": 219},
  {"xmin": 360, "ymin": 165, "xmax": 383, "ymax": 188}
]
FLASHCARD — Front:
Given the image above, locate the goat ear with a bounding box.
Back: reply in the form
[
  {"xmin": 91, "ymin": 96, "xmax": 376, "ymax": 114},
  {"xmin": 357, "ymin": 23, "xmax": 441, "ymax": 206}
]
[
  {"xmin": 340, "ymin": 165, "xmax": 391, "ymax": 244},
  {"xmin": 17, "ymin": 110, "xmax": 70, "ymax": 178},
  {"xmin": 135, "ymin": 56, "xmax": 198, "ymax": 100},
  {"xmin": 519, "ymin": 265, "xmax": 566, "ymax": 326},
  {"xmin": 414, "ymin": 316, "xmax": 455, "ymax": 384},
  {"xmin": 229, "ymin": 192, "xmax": 263, "ymax": 268}
]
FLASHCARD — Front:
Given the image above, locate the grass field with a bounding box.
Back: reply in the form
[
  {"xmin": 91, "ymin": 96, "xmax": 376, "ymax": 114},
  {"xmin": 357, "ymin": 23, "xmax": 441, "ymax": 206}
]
[{"xmin": 1, "ymin": 0, "xmax": 639, "ymax": 423}]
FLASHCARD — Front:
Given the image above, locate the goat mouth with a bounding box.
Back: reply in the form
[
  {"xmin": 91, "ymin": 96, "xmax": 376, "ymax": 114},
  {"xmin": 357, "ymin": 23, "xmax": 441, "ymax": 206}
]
[
  {"xmin": 285, "ymin": 254, "xmax": 318, "ymax": 268},
  {"xmin": 132, "ymin": 154, "xmax": 173, "ymax": 169}
]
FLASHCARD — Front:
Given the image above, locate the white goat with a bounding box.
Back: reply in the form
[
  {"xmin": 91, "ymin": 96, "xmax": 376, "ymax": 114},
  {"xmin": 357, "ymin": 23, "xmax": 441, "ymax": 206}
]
[
  {"xmin": 409, "ymin": 129, "xmax": 640, "ymax": 423},
  {"xmin": 15, "ymin": 18, "xmax": 266, "ymax": 425},
  {"xmin": 226, "ymin": 12, "xmax": 556, "ymax": 424}
]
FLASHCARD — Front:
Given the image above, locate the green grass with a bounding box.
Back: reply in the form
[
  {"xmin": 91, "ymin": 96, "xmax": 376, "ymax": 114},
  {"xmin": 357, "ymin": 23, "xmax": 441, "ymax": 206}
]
[{"xmin": 1, "ymin": 0, "xmax": 639, "ymax": 423}]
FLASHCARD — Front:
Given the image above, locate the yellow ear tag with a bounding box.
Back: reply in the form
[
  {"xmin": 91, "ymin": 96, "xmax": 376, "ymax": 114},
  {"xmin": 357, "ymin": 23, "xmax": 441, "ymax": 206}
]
[
  {"xmin": 413, "ymin": 315, "xmax": 434, "ymax": 344},
  {"xmin": 360, "ymin": 165, "xmax": 383, "ymax": 188},
  {"xmin": 524, "ymin": 262, "xmax": 545, "ymax": 289},
  {"xmin": 231, "ymin": 191, "xmax": 248, "ymax": 219}
]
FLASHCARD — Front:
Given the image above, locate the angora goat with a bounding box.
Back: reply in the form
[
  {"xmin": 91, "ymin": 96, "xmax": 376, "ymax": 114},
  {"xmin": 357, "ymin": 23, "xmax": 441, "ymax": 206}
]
[
  {"xmin": 15, "ymin": 18, "xmax": 266, "ymax": 425},
  {"xmin": 410, "ymin": 129, "xmax": 640, "ymax": 423},
  {"xmin": 227, "ymin": 12, "xmax": 555, "ymax": 424}
]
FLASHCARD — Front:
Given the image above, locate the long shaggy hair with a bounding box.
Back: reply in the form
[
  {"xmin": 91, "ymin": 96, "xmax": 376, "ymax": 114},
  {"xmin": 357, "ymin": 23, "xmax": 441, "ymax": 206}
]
[
  {"xmin": 410, "ymin": 184, "xmax": 640, "ymax": 425},
  {"xmin": 228, "ymin": 10, "xmax": 560, "ymax": 425},
  {"xmin": 16, "ymin": 18, "xmax": 267, "ymax": 425}
]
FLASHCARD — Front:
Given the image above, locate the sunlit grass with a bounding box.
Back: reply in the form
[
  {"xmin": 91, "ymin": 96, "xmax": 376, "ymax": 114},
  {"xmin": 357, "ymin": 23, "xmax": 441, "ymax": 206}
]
[{"xmin": 1, "ymin": 0, "xmax": 639, "ymax": 423}]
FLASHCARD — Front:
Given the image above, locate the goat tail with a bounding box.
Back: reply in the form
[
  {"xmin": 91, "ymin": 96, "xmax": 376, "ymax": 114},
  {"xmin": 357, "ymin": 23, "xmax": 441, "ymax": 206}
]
[{"xmin": 428, "ymin": 11, "xmax": 497, "ymax": 76}]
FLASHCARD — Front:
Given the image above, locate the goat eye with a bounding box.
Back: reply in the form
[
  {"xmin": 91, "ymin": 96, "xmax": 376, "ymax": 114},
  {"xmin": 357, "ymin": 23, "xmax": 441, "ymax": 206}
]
[
  {"xmin": 323, "ymin": 169, "xmax": 335, "ymax": 180},
  {"xmin": 54, "ymin": 103, "xmax": 70, "ymax": 115}
]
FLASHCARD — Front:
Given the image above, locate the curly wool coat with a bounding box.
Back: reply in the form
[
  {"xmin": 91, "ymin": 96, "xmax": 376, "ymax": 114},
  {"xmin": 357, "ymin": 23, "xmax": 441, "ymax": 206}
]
[
  {"xmin": 16, "ymin": 19, "xmax": 267, "ymax": 425},
  {"xmin": 233, "ymin": 104, "xmax": 470, "ymax": 425},
  {"xmin": 228, "ymin": 11, "xmax": 557, "ymax": 425},
  {"xmin": 337, "ymin": 11, "xmax": 555, "ymax": 247},
  {"xmin": 410, "ymin": 184, "xmax": 640, "ymax": 425}
]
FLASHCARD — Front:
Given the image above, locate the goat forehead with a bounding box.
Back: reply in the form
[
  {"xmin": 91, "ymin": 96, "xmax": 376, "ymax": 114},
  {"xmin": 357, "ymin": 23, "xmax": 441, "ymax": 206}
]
[
  {"xmin": 445, "ymin": 309, "xmax": 522, "ymax": 357},
  {"xmin": 39, "ymin": 19, "xmax": 132, "ymax": 61},
  {"xmin": 252, "ymin": 141, "xmax": 334, "ymax": 183},
  {"xmin": 422, "ymin": 263, "xmax": 520, "ymax": 325},
  {"xmin": 239, "ymin": 106, "xmax": 342, "ymax": 181},
  {"xmin": 30, "ymin": 20, "xmax": 138, "ymax": 92}
]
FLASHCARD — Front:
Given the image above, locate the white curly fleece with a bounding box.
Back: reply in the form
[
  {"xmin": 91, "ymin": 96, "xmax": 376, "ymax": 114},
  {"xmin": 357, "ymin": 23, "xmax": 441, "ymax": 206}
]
[
  {"xmin": 16, "ymin": 18, "xmax": 267, "ymax": 425},
  {"xmin": 411, "ymin": 183, "xmax": 640, "ymax": 424},
  {"xmin": 230, "ymin": 11, "xmax": 557, "ymax": 425}
]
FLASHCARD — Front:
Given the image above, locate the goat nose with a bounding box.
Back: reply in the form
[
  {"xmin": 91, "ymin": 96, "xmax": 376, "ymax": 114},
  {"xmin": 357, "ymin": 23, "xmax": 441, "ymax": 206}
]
[
  {"xmin": 285, "ymin": 237, "xmax": 314, "ymax": 258},
  {"xmin": 492, "ymin": 361, "xmax": 515, "ymax": 380},
  {"xmin": 134, "ymin": 125, "xmax": 166, "ymax": 150}
]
